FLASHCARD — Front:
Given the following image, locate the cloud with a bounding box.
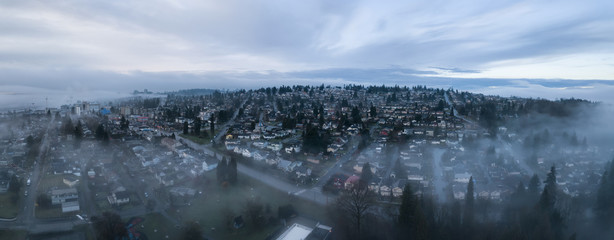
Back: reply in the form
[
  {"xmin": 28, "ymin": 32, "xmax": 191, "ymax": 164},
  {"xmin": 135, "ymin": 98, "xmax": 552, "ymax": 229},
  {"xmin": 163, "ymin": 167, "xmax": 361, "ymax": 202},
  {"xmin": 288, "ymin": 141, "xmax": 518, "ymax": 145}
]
[{"xmin": 0, "ymin": 0, "xmax": 613, "ymax": 98}]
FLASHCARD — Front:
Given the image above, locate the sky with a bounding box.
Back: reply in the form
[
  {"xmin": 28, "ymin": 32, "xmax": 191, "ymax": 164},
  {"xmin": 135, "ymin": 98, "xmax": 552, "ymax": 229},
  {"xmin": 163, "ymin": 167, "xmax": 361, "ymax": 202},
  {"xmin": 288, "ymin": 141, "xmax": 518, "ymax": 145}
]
[{"xmin": 1, "ymin": 0, "xmax": 614, "ymax": 106}]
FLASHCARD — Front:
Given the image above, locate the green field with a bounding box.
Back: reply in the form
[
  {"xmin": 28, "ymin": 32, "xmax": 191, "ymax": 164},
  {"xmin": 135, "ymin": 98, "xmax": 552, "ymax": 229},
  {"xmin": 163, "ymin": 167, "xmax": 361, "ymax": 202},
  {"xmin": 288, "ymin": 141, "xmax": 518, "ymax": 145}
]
[
  {"xmin": 128, "ymin": 213, "xmax": 180, "ymax": 240},
  {"xmin": 0, "ymin": 230, "xmax": 27, "ymax": 240},
  {"xmin": 180, "ymin": 129, "xmax": 220, "ymax": 145},
  {"xmin": 166, "ymin": 173, "xmax": 329, "ymax": 240},
  {"xmin": 37, "ymin": 174, "xmax": 69, "ymax": 193},
  {"xmin": 0, "ymin": 193, "xmax": 19, "ymax": 218}
]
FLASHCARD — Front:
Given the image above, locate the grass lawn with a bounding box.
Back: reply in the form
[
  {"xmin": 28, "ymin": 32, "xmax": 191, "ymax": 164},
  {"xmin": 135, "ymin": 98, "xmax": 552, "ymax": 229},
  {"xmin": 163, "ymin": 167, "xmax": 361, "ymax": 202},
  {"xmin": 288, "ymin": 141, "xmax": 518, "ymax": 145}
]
[
  {"xmin": 129, "ymin": 213, "xmax": 180, "ymax": 240},
  {"xmin": 35, "ymin": 205, "xmax": 75, "ymax": 219},
  {"xmin": 170, "ymin": 172, "xmax": 329, "ymax": 240},
  {"xmin": 0, "ymin": 193, "xmax": 19, "ymax": 218},
  {"xmin": 180, "ymin": 129, "xmax": 220, "ymax": 145},
  {"xmin": 0, "ymin": 230, "xmax": 27, "ymax": 240},
  {"xmin": 37, "ymin": 174, "xmax": 68, "ymax": 193}
]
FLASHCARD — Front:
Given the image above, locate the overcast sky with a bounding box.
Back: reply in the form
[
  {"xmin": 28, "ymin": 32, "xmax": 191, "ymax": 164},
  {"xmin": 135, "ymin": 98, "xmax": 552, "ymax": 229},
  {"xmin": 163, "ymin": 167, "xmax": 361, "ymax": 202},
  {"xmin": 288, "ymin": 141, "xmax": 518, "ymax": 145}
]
[{"xmin": 1, "ymin": 0, "xmax": 614, "ymax": 102}]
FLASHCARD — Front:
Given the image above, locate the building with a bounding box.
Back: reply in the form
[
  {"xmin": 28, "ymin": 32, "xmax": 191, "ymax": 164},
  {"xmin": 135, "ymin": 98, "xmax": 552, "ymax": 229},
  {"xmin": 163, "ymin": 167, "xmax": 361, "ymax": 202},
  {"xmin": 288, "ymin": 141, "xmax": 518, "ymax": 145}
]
[
  {"xmin": 108, "ymin": 191, "xmax": 130, "ymax": 205},
  {"xmin": 276, "ymin": 223, "xmax": 313, "ymax": 240},
  {"xmin": 61, "ymin": 201, "xmax": 80, "ymax": 213},
  {"xmin": 276, "ymin": 223, "xmax": 332, "ymax": 240},
  {"xmin": 51, "ymin": 188, "xmax": 78, "ymax": 205}
]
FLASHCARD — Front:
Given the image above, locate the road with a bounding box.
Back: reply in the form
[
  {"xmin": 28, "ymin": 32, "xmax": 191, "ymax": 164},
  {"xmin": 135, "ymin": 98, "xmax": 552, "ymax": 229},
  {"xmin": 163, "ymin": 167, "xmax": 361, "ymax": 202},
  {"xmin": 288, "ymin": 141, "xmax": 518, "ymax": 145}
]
[
  {"xmin": 444, "ymin": 91, "xmax": 476, "ymax": 126},
  {"xmin": 212, "ymin": 97, "xmax": 249, "ymax": 144},
  {"xmin": 19, "ymin": 115, "xmax": 55, "ymax": 227},
  {"xmin": 0, "ymin": 115, "xmax": 94, "ymax": 233}
]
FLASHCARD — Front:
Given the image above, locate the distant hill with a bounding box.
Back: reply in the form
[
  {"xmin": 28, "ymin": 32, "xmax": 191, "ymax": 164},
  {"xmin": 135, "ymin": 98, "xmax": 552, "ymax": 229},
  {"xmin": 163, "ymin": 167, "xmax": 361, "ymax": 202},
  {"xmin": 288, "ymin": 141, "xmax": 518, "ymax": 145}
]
[{"xmin": 165, "ymin": 88, "xmax": 218, "ymax": 96}]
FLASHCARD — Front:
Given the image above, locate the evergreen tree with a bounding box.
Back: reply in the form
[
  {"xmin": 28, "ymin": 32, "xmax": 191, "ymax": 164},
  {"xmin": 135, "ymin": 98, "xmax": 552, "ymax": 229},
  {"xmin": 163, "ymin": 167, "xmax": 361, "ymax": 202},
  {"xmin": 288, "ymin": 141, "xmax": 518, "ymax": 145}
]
[
  {"xmin": 369, "ymin": 105, "xmax": 377, "ymax": 118},
  {"xmin": 193, "ymin": 117, "xmax": 201, "ymax": 136},
  {"xmin": 216, "ymin": 157, "xmax": 227, "ymax": 183},
  {"xmin": 398, "ymin": 184, "xmax": 428, "ymax": 240},
  {"xmin": 120, "ymin": 116, "xmax": 129, "ymax": 130},
  {"xmin": 210, "ymin": 115, "xmax": 215, "ymax": 136},
  {"xmin": 74, "ymin": 121, "xmax": 83, "ymax": 148},
  {"xmin": 543, "ymin": 165, "xmax": 557, "ymax": 209},
  {"xmin": 528, "ymin": 174, "xmax": 541, "ymax": 201},
  {"xmin": 595, "ymin": 161, "xmax": 614, "ymax": 229},
  {"xmin": 183, "ymin": 121, "xmax": 189, "ymax": 135},
  {"xmin": 96, "ymin": 124, "xmax": 105, "ymax": 140},
  {"xmin": 359, "ymin": 162, "xmax": 373, "ymax": 189},
  {"xmin": 229, "ymin": 157, "xmax": 237, "ymax": 184},
  {"xmin": 180, "ymin": 221, "xmax": 204, "ymax": 240},
  {"xmin": 463, "ymin": 176, "xmax": 474, "ymax": 233}
]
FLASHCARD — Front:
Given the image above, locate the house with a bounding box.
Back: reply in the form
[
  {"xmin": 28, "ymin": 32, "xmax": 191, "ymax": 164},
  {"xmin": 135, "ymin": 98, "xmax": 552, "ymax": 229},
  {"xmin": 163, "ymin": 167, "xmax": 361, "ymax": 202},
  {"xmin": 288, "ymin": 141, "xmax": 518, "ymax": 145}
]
[
  {"xmin": 392, "ymin": 180, "xmax": 408, "ymax": 197},
  {"xmin": 295, "ymin": 166, "xmax": 312, "ymax": 178},
  {"xmin": 276, "ymin": 223, "xmax": 313, "ymax": 240},
  {"xmin": 277, "ymin": 159, "xmax": 293, "ymax": 172},
  {"xmin": 252, "ymin": 152, "xmax": 266, "ymax": 162},
  {"xmin": 241, "ymin": 148, "xmax": 252, "ymax": 158},
  {"xmin": 344, "ymin": 175, "xmax": 360, "ymax": 190},
  {"xmin": 268, "ymin": 143, "xmax": 282, "ymax": 152},
  {"xmin": 454, "ymin": 172, "xmax": 472, "ymax": 183},
  {"xmin": 266, "ymin": 156, "xmax": 279, "ymax": 166},
  {"xmin": 108, "ymin": 191, "xmax": 130, "ymax": 205},
  {"xmin": 380, "ymin": 185, "xmax": 391, "ymax": 197}
]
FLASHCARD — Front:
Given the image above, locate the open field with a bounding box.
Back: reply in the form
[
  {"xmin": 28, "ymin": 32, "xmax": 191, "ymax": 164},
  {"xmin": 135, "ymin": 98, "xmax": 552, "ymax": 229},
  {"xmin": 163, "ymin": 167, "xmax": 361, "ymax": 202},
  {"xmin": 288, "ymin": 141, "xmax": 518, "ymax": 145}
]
[
  {"xmin": 0, "ymin": 193, "xmax": 19, "ymax": 218},
  {"xmin": 127, "ymin": 213, "xmax": 180, "ymax": 240},
  {"xmin": 37, "ymin": 174, "xmax": 69, "ymax": 193},
  {"xmin": 167, "ymin": 172, "xmax": 329, "ymax": 240},
  {"xmin": 0, "ymin": 230, "xmax": 27, "ymax": 240}
]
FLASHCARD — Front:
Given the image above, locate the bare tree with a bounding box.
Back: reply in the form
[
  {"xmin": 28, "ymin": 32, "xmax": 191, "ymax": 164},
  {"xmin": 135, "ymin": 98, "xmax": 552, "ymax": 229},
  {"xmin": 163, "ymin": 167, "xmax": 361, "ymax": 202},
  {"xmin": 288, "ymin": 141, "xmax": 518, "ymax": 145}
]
[{"xmin": 336, "ymin": 187, "xmax": 375, "ymax": 239}]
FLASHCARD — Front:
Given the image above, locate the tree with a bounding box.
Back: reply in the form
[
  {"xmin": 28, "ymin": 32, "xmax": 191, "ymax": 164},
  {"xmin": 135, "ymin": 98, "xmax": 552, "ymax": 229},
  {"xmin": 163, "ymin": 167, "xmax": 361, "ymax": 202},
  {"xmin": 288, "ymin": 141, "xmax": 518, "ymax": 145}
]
[
  {"xmin": 369, "ymin": 105, "xmax": 377, "ymax": 118},
  {"xmin": 180, "ymin": 221, "xmax": 204, "ymax": 240},
  {"xmin": 351, "ymin": 106, "xmax": 362, "ymax": 124},
  {"xmin": 394, "ymin": 158, "xmax": 407, "ymax": 180},
  {"xmin": 210, "ymin": 115, "xmax": 215, "ymax": 136},
  {"xmin": 26, "ymin": 135, "xmax": 35, "ymax": 147},
  {"xmin": 183, "ymin": 121, "xmax": 189, "ymax": 135},
  {"xmin": 595, "ymin": 161, "xmax": 614, "ymax": 229},
  {"xmin": 336, "ymin": 187, "xmax": 374, "ymax": 239},
  {"xmin": 95, "ymin": 124, "xmax": 105, "ymax": 140},
  {"xmin": 193, "ymin": 117, "xmax": 201, "ymax": 136},
  {"xmin": 528, "ymin": 174, "xmax": 541, "ymax": 201},
  {"xmin": 74, "ymin": 121, "xmax": 83, "ymax": 148},
  {"xmin": 62, "ymin": 117, "xmax": 74, "ymax": 135},
  {"xmin": 244, "ymin": 198, "xmax": 264, "ymax": 228},
  {"xmin": 398, "ymin": 184, "xmax": 428, "ymax": 240},
  {"xmin": 543, "ymin": 165, "xmax": 557, "ymax": 210},
  {"xmin": 217, "ymin": 158, "xmax": 227, "ymax": 184},
  {"xmin": 359, "ymin": 162, "xmax": 373, "ymax": 189},
  {"xmin": 8, "ymin": 175, "xmax": 20, "ymax": 195},
  {"xmin": 91, "ymin": 212, "xmax": 128, "ymax": 240},
  {"xmin": 463, "ymin": 176, "xmax": 474, "ymax": 233},
  {"xmin": 228, "ymin": 157, "xmax": 238, "ymax": 184},
  {"xmin": 120, "ymin": 116, "xmax": 129, "ymax": 130},
  {"xmin": 37, "ymin": 194, "xmax": 52, "ymax": 208}
]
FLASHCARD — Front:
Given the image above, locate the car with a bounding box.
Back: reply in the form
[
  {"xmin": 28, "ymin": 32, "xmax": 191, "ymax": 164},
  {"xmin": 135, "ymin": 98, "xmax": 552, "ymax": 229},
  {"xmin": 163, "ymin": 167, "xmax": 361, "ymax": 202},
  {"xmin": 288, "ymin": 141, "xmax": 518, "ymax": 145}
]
[
  {"xmin": 144, "ymin": 192, "xmax": 149, "ymax": 198},
  {"xmin": 24, "ymin": 190, "xmax": 28, "ymax": 196}
]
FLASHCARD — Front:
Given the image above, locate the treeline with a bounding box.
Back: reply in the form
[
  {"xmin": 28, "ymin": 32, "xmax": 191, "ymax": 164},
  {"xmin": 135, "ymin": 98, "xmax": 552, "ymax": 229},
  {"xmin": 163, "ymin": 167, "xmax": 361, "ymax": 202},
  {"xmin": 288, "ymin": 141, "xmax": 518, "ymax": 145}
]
[{"xmin": 331, "ymin": 163, "xmax": 614, "ymax": 240}]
